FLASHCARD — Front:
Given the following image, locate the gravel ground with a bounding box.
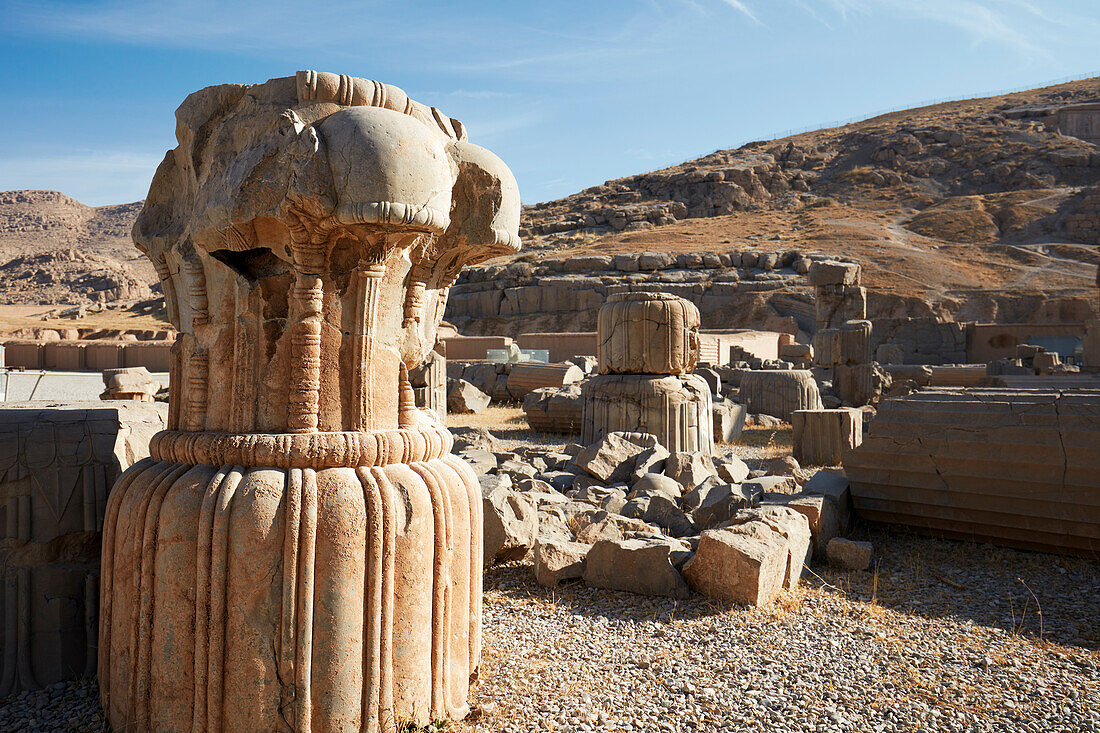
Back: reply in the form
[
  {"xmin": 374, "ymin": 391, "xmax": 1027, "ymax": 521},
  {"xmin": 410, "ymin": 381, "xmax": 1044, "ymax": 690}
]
[
  {"xmin": 2, "ymin": 529, "xmax": 1096, "ymax": 732},
  {"xmin": 456, "ymin": 527, "xmax": 1099, "ymax": 733},
  {"xmin": 0, "ymin": 678, "xmax": 105, "ymax": 732}
]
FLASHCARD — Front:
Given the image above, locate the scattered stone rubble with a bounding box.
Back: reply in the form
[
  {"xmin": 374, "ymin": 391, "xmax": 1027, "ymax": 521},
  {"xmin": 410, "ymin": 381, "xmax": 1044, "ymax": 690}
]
[{"xmin": 466, "ymin": 427, "xmax": 864, "ymax": 607}]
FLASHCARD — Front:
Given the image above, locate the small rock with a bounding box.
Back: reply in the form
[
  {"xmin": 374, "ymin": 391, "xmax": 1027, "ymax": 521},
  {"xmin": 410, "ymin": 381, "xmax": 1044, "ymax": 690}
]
[{"xmin": 827, "ymin": 537, "xmax": 873, "ymax": 570}]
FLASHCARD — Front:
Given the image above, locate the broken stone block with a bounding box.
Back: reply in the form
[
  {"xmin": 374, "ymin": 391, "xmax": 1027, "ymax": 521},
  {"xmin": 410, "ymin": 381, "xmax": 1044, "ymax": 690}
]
[
  {"xmin": 664, "ymin": 451, "xmax": 716, "ymax": 490},
  {"xmin": 681, "ymin": 475, "xmax": 724, "ymax": 512},
  {"xmin": 713, "ymin": 399, "xmax": 747, "ymax": 443},
  {"xmin": 583, "ymin": 538, "xmax": 692, "ymax": 598},
  {"xmin": 451, "ymin": 426, "xmax": 499, "ymax": 453},
  {"xmin": 534, "ymin": 540, "xmax": 590, "ymax": 587},
  {"xmin": 536, "ymin": 509, "xmax": 575, "ymax": 545},
  {"xmin": 791, "ymin": 408, "xmax": 863, "ymax": 467},
  {"xmin": 447, "ymin": 378, "xmax": 491, "ymax": 413},
  {"xmin": 1032, "ymin": 351, "xmax": 1061, "ymax": 374},
  {"xmin": 461, "ymin": 449, "xmax": 498, "ymax": 476},
  {"xmin": 523, "ymin": 384, "xmax": 584, "ymax": 433},
  {"xmin": 715, "ymin": 455, "xmax": 750, "ymax": 484},
  {"xmin": 827, "ymin": 538, "xmax": 873, "ymax": 570},
  {"xmin": 682, "ymin": 524, "xmax": 790, "ymax": 606},
  {"xmin": 742, "ymin": 475, "xmax": 798, "ymax": 496},
  {"xmin": 694, "ymin": 366, "xmax": 722, "ymax": 395},
  {"xmin": 765, "ymin": 455, "xmax": 801, "ymax": 477},
  {"xmin": 506, "ymin": 361, "xmax": 585, "ymax": 401},
  {"xmin": 834, "ymin": 363, "xmax": 891, "ymax": 407},
  {"xmin": 597, "ymin": 292, "xmax": 701, "ymax": 375},
  {"xmin": 803, "ymin": 469, "xmax": 852, "ymax": 533},
  {"xmin": 692, "ymin": 483, "xmax": 761, "ymax": 529},
  {"xmin": 812, "ymin": 320, "xmax": 872, "ymax": 367},
  {"xmin": 498, "ymin": 458, "xmax": 539, "ymax": 481},
  {"xmin": 573, "ymin": 431, "xmax": 649, "ymax": 483},
  {"xmin": 574, "ymin": 511, "xmax": 656, "ymax": 544},
  {"xmin": 581, "ymin": 373, "xmax": 715, "ymax": 454},
  {"xmin": 845, "ymin": 388, "xmax": 1100, "ymax": 556},
  {"xmin": 631, "ymin": 441, "xmax": 671, "ymax": 482},
  {"xmin": 483, "ymin": 487, "xmax": 538, "ymax": 564},
  {"xmin": 738, "ymin": 369, "xmax": 823, "ymax": 421},
  {"xmin": 100, "ymin": 366, "xmax": 160, "ymax": 401},
  {"xmin": 628, "ymin": 473, "xmax": 683, "ymax": 502},
  {"xmin": 642, "ymin": 495, "xmax": 698, "ymax": 537},
  {"xmin": 768, "ymin": 493, "xmax": 840, "ymax": 559},
  {"xmin": 574, "ymin": 484, "xmax": 628, "ymax": 514},
  {"xmin": 807, "ymin": 260, "xmax": 861, "ymax": 287},
  {"xmin": 724, "ymin": 506, "xmax": 812, "ymax": 589}
]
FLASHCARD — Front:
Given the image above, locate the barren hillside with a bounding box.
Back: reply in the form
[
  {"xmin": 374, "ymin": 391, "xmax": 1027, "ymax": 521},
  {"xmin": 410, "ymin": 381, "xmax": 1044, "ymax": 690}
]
[
  {"xmin": 516, "ymin": 76, "xmax": 1100, "ymax": 324},
  {"xmin": 0, "ymin": 190, "xmax": 155, "ymax": 306},
  {"xmin": 1, "ymin": 75, "xmax": 1099, "ymax": 325}
]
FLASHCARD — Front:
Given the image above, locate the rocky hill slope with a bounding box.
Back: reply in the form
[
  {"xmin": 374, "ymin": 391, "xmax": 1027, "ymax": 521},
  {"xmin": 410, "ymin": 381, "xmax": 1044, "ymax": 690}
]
[
  {"xmin": 509, "ymin": 76, "xmax": 1100, "ymax": 331},
  {"xmin": 1, "ymin": 76, "xmax": 1098, "ymax": 331},
  {"xmin": 0, "ymin": 190, "xmax": 155, "ymax": 306}
]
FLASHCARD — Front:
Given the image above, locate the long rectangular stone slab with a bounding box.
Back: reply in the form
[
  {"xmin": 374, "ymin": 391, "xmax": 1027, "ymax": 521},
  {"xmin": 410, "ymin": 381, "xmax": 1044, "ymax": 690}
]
[{"xmin": 845, "ymin": 388, "xmax": 1100, "ymax": 556}]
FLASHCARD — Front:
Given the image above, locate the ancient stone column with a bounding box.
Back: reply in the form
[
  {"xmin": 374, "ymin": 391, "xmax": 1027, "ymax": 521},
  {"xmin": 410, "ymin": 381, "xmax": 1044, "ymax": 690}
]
[
  {"xmin": 738, "ymin": 369, "xmax": 823, "ymax": 421},
  {"xmin": 98, "ymin": 71, "xmax": 520, "ymax": 732},
  {"xmin": 582, "ymin": 292, "xmax": 714, "ymax": 453},
  {"xmin": 791, "ymin": 408, "xmax": 862, "ymax": 466}
]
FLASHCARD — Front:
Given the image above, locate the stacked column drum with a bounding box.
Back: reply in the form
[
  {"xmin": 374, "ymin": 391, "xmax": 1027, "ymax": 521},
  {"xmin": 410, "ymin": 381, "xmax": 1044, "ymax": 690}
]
[{"xmin": 582, "ymin": 292, "xmax": 714, "ymax": 453}]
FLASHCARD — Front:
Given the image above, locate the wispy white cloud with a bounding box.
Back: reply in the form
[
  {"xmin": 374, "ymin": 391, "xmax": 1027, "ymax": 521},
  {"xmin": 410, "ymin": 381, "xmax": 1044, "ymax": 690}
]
[
  {"xmin": 785, "ymin": 0, "xmax": 1082, "ymax": 57},
  {"xmin": 718, "ymin": 0, "xmax": 761, "ymax": 23}
]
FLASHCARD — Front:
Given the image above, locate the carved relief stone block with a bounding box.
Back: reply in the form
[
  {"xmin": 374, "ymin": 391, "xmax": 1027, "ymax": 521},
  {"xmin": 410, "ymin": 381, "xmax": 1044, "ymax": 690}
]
[
  {"xmin": 0, "ymin": 402, "xmax": 165, "ymax": 695},
  {"xmin": 99, "ymin": 70, "xmax": 520, "ymax": 731}
]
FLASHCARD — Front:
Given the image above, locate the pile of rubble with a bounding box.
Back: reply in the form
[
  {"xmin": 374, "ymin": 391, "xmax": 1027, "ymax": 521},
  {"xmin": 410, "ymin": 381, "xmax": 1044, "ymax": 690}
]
[{"xmin": 463, "ymin": 428, "xmax": 871, "ymax": 606}]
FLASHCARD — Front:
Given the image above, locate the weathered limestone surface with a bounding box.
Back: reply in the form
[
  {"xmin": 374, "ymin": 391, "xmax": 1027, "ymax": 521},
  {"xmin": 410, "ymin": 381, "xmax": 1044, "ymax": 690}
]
[
  {"xmin": 410, "ymin": 350, "xmax": 447, "ymax": 419},
  {"xmin": 100, "ymin": 367, "xmax": 160, "ymax": 401},
  {"xmin": 846, "ymin": 388, "xmax": 1100, "ymax": 556},
  {"xmin": 506, "ymin": 362, "xmax": 584, "ymax": 401},
  {"xmin": 812, "ymin": 320, "xmax": 872, "ymax": 367},
  {"xmin": 791, "ymin": 409, "xmax": 862, "ymax": 467},
  {"xmin": 448, "ymin": 378, "xmax": 491, "ymax": 414},
  {"xmin": 582, "ymin": 374, "xmax": 715, "ymax": 454},
  {"xmin": 523, "ymin": 385, "xmax": 584, "ymax": 433},
  {"xmin": 0, "ymin": 402, "xmax": 165, "ymax": 695},
  {"xmin": 713, "ymin": 399, "xmax": 747, "ymax": 443},
  {"xmin": 583, "ymin": 538, "xmax": 691, "ymax": 599},
  {"xmin": 738, "ymin": 370, "xmax": 823, "ymax": 421},
  {"xmin": 834, "ymin": 363, "xmax": 891, "ymax": 405},
  {"xmin": 99, "ymin": 70, "xmax": 520, "ymax": 731},
  {"xmin": 597, "ymin": 292, "xmax": 701, "ymax": 375}
]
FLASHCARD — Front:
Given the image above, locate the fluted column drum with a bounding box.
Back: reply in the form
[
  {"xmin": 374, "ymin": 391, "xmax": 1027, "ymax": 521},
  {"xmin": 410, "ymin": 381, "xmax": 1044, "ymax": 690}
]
[
  {"xmin": 738, "ymin": 369, "xmax": 823, "ymax": 422},
  {"xmin": 100, "ymin": 70, "xmax": 521, "ymax": 731},
  {"xmin": 597, "ymin": 292, "xmax": 701, "ymax": 375},
  {"xmin": 581, "ymin": 374, "xmax": 714, "ymax": 454},
  {"xmin": 100, "ymin": 430, "xmax": 481, "ymax": 730}
]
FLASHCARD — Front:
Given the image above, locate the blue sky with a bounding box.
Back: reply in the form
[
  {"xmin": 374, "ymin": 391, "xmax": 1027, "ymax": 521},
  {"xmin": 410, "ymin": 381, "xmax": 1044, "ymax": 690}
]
[{"xmin": 1, "ymin": 0, "xmax": 1099, "ymax": 206}]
